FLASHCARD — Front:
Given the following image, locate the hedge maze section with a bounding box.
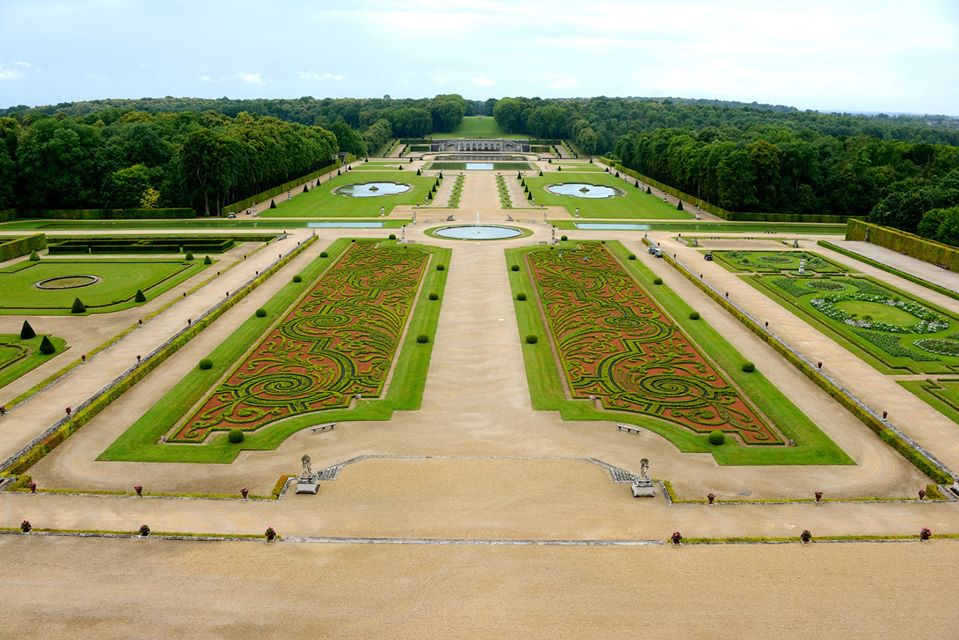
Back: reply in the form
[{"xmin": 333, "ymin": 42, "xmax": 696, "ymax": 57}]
[
  {"xmin": 527, "ymin": 243, "xmax": 782, "ymax": 445},
  {"xmin": 748, "ymin": 273, "xmax": 959, "ymax": 375},
  {"xmin": 171, "ymin": 241, "xmax": 428, "ymax": 443}
]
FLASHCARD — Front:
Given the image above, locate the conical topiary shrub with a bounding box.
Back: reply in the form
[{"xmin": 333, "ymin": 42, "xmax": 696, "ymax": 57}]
[
  {"xmin": 39, "ymin": 335, "xmax": 56, "ymax": 355},
  {"xmin": 134, "ymin": 289, "xmax": 147, "ymax": 303},
  {"xmin": 20, "ymin": 320, "xmax": 36, "ymax": 340},
  {"xmin": 677, "ymin": 200, "xmax": 684, "ymax": 211},
  {"xmin": 646, "ymin": 186, "xmax": 652, "ymax": 194},
  {"xmin": 269, "ymin": 199, "xmax": 277, "ymax": 209},
  {"xmin": 185, "ymin": 252, "xmax": 195, "ymax": 261},
  {"xmin": 71, "ymin": 298, "xmax": 86, "ymax": 314},
  {"xmin": 203, "ymin": 255, "xmax": 212, "ymax": 265},
  {"xmin": 29, "ymin": 250, "xmax": 40, "ymax": 261}
]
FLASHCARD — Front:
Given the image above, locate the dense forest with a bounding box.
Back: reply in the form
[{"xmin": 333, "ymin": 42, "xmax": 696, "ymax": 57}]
[
  {"xmin": 0, "ymin": 94, "xmax": 469, "ymax": 214},
  {"xmin": 1, "ymin": 93, "xmax": 957, "ymax": 244}
]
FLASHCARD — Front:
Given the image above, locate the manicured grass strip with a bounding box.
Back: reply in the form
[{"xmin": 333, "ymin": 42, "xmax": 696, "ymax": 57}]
[
  {"xmin": 99, "ymin": 240, "xmax": 450, "ymax": 463},
  {"xmin": 899, "ymin": 378, "xmax": 959, "ymax": 426},
  {"xmin": 260, "ymin": 171, "xmax": 436, "ymax": 218},
  {"xmin": 0, "ymin": 258, "xmax": 209, "ymax": 315},
  {"xmin": 524, "ymin": 172, "xmax": 691, "ymax": 219},
  {"xmin": 0, "ymin": 237, "xmax": 317, "ymax": 476},
  {"xmin": 548, "ymin": 220, "xmax": 847, "ymax": 234},
  {"xmin": 507, "ymin": 241, "xmax": 851, "ymax": 465},
  {"xmin": 744, "ymin": 274, "xmax": 959, "ymax": 375},
  {"xmin": 0, "ymin": 334, "xmax": 68, "ymax": 390},
  {"xmin": 427, "ymin": 162, "xmax": 531, "ymax": 171},
  {"xmin": 430, "ymin": 116, "xmax": 525, "ymax": 139},
  {"xmin": 0, "ymin": 219, "xmax": 411, "ymax": 230},
  {"xmin": 818, "ymin": 240, "xmax": 959, "ymax": 303}
]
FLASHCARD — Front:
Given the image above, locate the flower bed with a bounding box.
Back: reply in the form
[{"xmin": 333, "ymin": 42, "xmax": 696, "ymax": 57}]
[
  {"xmin": 171, "ymin": 241, "xmax": 428, "ymax": 442},
  {"xmin": 527, "ymin": 243, "xmax": 782, "ymax": 444}
]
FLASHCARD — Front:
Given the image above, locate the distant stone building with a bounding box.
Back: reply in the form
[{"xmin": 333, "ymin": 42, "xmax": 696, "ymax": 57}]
[{"xmin": 430, "ymin": 139, "xmax": 531, "ymax": 153}]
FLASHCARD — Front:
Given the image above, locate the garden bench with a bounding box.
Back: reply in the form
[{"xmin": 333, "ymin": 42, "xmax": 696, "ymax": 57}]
[
  {"xmin": 617, "ymin": 424, "xmax": 642, "ymax": 435},
  {"xmin": 311, "ymin": 423, "xmax": 336, "ymax": 434}
]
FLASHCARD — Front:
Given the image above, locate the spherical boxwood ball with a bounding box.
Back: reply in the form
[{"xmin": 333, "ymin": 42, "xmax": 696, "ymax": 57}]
[
  {"xmin": 228, "ymin": 428, "xmax": 244, "ymax": 443},
  {"xmin": 688, "ymin": 311, "xmax": 700, "ymax": 320},
  {"xmin": 198, "ymin": 358, "xmax": 213, "ymax": 370},
  {"xmin": 428, "ymin": 292, "xmax": 439, "ymax": 300},
  {"xmin": 708, "ymin": 430, "xmax": 725, "ymax": 445},
  {"xmin": 511, "ymin": 265, "xmax": 520, "ymax": 272},
  {"xmin": 653, "ymin": 277, "xmax": 663, "ymax": 285},
  {"xmin": 416, "ymin": 334, "xmax": 430, "ymax": 343},
  {"xmin": 628, "ymin": 254, "xmax": 636, "ymax": 260},
  {"xmin": 516, "ymin": 292, "xmax": 527, "ymax": 301},
  {"xmin": 255, "ymin": 308, "xmax": 267, "ymax": 318},
  {"xmin": 320, "ymin": 251, "xmax": 329, "ymax": 258},
  {"xmin": 741, "ymin": 362, "xmax": 756, "ymax": 373},
  {"xmin": 292, "ymin": 275, "xmax": 303, "ymax": 283},
  {"xmin": 436, "ymin": 264, "xmax": 445, "ymax": 271},
  {"xmin": 526, "ymin": 334, "xmax": 538, "ymax": 344}
]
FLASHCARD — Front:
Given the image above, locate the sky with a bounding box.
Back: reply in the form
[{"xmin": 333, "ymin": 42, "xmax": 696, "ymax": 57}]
[{"xmin": 1, "ymin": 0, "xmax": 957, "ymax": 114}]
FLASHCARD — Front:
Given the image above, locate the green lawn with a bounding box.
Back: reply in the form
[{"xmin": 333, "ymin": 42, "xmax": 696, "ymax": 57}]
[
  {"xmin": 747, "ymin": 274, "xmax": 959, "ymax": 375},
  {"xmin": 550, "ymin": 220, "xmax": 847, "ymax": 234},
  {"xmin": 506, "ymin": 240, "xmax": 851, "ymax": 466},
  {"xmin": 260, "ymin": 171, "xmax": 437, "ymax": 218},
  {"xmin": 0, "ymin": 334, "xmax": 68, "ymax": 390},
  {"xmin": 554, "ymin": 163, "xmax": 605, "ymax": 172},
  {"xmin": 523, "ymin": 172, "xmax": 694, "ymax": 219},
  {"xmin": 431, "ymin": 116, "xmax": 527, "ymax": 139},
  {"xmin": 900, "ymin": 378, "xmax": 959, "ymax": 425},
  {"xmin": 0, "ymin": 258, "xmax": 209, "ymax": 315},
  {"xmin": 709, "ymin": 250, "xmax": 849, "ymax": 274},
  {"xmin": 426, "ymin": 162, "xmax": 532, "ymax": 171},
  {"xmin": 99, "ymin": 239, "xmax": 451, "ymax": 463}
]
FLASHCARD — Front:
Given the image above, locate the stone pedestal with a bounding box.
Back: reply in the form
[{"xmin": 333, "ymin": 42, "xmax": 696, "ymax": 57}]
[
  {"xmin": 631, "ymin": 479, "xmax": 655, "ymax": 498},
  {"xmin": 296, "ymin": 473, "xmax": 320, "ymax": 494}
]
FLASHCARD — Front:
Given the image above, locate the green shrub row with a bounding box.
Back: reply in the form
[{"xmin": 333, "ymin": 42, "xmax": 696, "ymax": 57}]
[
  {"xmin": 817, "ymin": 240, "xmax": 959, "ymax": 303},
  {"xmin": 649, "ymin": 238, "xmax": 953, "ymax": 485},
  {"xmin": 846, "ymin": 219, "xmax": 959, "ymax": 272},
  {"xmin": 0, "ymin": 233, "xmax": 46, "ymax": 261},
  {"xmin": 0, "ymin": 236, "xmax": 318, "ymax": 477},
  {"xmin": 220, "ymin": 161, "xmax": 342, "ymax": 215},
  {"xmin": 18, "ymin": 208, "xmax": 195, "ymax": 220},
  {"xmin": 0, "ymin": 209, "xmax": 15, "ymax": 222},
  {"xmin": 608, "ymin": 161, "xmax": 730, "ymax": 218}
]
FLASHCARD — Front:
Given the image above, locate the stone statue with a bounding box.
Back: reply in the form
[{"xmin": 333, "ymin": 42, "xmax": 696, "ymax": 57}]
[
  {"xmin": 639, "ymin": 457, "xmax": 649, "ymax": 481},
  {"xmin": 301, "ymin": 454, "xmax": 312, "ymax": 477}
]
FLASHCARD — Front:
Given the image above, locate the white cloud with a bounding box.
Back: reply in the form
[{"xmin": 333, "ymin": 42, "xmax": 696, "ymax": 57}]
[
  {"xmin": 298, "ymin": 70, "xmax": 344, "ymax": 81},
  {"xmin": 199, "ymin": 74, "xmax": 213, "ymax": 82},
  {"xmin": 548, "ymin": 77, "xmax": 578, "ymax": 90},
  {"xmin": 239, "ymin": 72, "xmax": 264, "ymax": 84},
  {"xmin": 472, "ymin": 75, "xmax": 494, "ymax": 86},
  {"xmin": 14, "ymin": 61, "xmax": 31, "ymax": 68},
  {"xmin": 0, "ymin": 66, "xmax": 24, "ymax": 81}
]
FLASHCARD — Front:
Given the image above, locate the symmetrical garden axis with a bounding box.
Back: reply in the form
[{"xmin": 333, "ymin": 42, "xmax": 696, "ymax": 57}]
[
  {"xmin": 526, "ymin": 243, "xmax": 782, "ymax": 444},
  {"xmin": 172, "ymin": 241, "xmax": 428, "ymax": 442}
]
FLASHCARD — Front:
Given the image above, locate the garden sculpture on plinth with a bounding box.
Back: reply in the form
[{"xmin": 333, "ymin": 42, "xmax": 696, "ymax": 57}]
[{"xmin": 631, "ymin": 457, "xmax": 656, "ymax": 497}]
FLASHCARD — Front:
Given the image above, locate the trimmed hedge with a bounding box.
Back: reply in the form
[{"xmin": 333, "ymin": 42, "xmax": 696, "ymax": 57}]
[
  {"xmin": 846, "ymin": 219, "xmax": 959, "ymax": 273},
  {"xmin": 0, "ymin": 234, "xmax": 47, "ymax": 262},
  {"xmin": 652, "ymin": 240, "xmax": 952, "ymax": 485}
]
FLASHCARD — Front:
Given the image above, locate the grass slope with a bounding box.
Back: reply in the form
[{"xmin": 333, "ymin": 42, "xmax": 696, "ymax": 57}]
[
  {"xmin": 507, "ymin": 240, "xmax": 851, "ymax": 465},
  {"xmin": 523, "ymin": 172, "xmax": 694, "ymax": 219},
  {"xmin": 431, "ymin": 116, "xmax": 526, "ymax": 139},
  {"xmin": 99, "ymin": 239, "xmax": 451, "ymax": 463},
  {"xmin": 260, "ymin": 171, "xmax": 437, "ymax": 218}
]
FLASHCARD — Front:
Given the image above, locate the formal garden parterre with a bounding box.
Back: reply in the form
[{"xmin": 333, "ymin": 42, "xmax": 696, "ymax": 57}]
[
  {"xmin": 746, "ymin": 270, "xmax": 959, "ymax": 375},
  {"xmin": 709, "ymin": 250, "xmax": 848, "ymax": 274},
  {"xmin": 508, "ymin": 240, "xmax": 850, "ymax": 465},
  {"xmin": 0, "ymin": 333, "xmax": 67, "ymax": 390},
  {"xmin": 99, "ymin": 238, "xmax": 450, "ymax": 462},
  {"xmin": 899, "ymin": 378, "xmax": 959, "ymax": 425},
  {"xmin": 260, "ymin": 171, "xmax": 436, "ymax": 218},
  {"xmin": 523, "ymin": 172, "xmax": 693, "ymax": 219}
]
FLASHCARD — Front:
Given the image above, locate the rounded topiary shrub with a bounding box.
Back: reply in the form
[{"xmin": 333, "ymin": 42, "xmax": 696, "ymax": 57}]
[
  {"xmin": 516, "ymin": 292, "xmax": 527, "ymax": 301},
  {"xmin": 708, "ymin": 430, "xmax": 725, "ymax": 445},
  {"xmin": 436, "ymin": 264, "xmax": 445, "ymax": 271},
  {"xmin": 320, "ymin": 251, "xmax": 328, "ymax": 258},
  {"xmin": 653, "ymin": 278, "xmax": 663, "ymax": 285},
  {"xmin": 416, "ymin": 334, "xmax": 429, "ymax": 344},
  {"xmin": 428, "ymin": 292, "xmax": 439, "ymax": 300},
  {"xmin": 688, "ymin": 311, "xmax": 700, "ymax": 320},
  {"xmin": 198, "ymin": 358, "xmax": 213, "ymax": 370},
  {"xmin": 255, "ymin": 308, "xmax": 267, "ymax": 318},
  {"xmin": 389, "ymin": 233, "xmax": 397, "ymax": 240},
  {"xmin": 526, "ymin": 334, "xmax": 538, "ymax": 344},
  {"xmin": 560, "ymin": 235, "xmax": 568, "ymax": 241},
  {"xmin": 628, "ymin": 254, "xmax": 636, "ymax": 260},
  {"xmin": 227, "ymin": 429, "xmax": 244, "ymax": 444},
  {"xmin": 741, "ymin": 362, "xmax": 756, "ymax": 373},
  {"xmin": 292, "ymin": 275, "xmax": 302, "ymax": 283},
  {"xmin": 134, "ymin": 289, "xmax": 147, "ymax": 303},
  {"xmin": 510, "ymin": 265, "xmax": 520, "ymax": 272}
]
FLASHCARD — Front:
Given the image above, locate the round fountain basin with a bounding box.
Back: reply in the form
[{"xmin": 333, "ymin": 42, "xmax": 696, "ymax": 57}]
[
  {"xmin": 433, "ymin": 225, "xmax": 523, "ymax": 240},
  {"xmin": 546, "ymin": 183, "xmax": 623, "ymax": 198},
  {"xmin": 334, "ymin": 182, "xmax": 411, "ymax": 197}
]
